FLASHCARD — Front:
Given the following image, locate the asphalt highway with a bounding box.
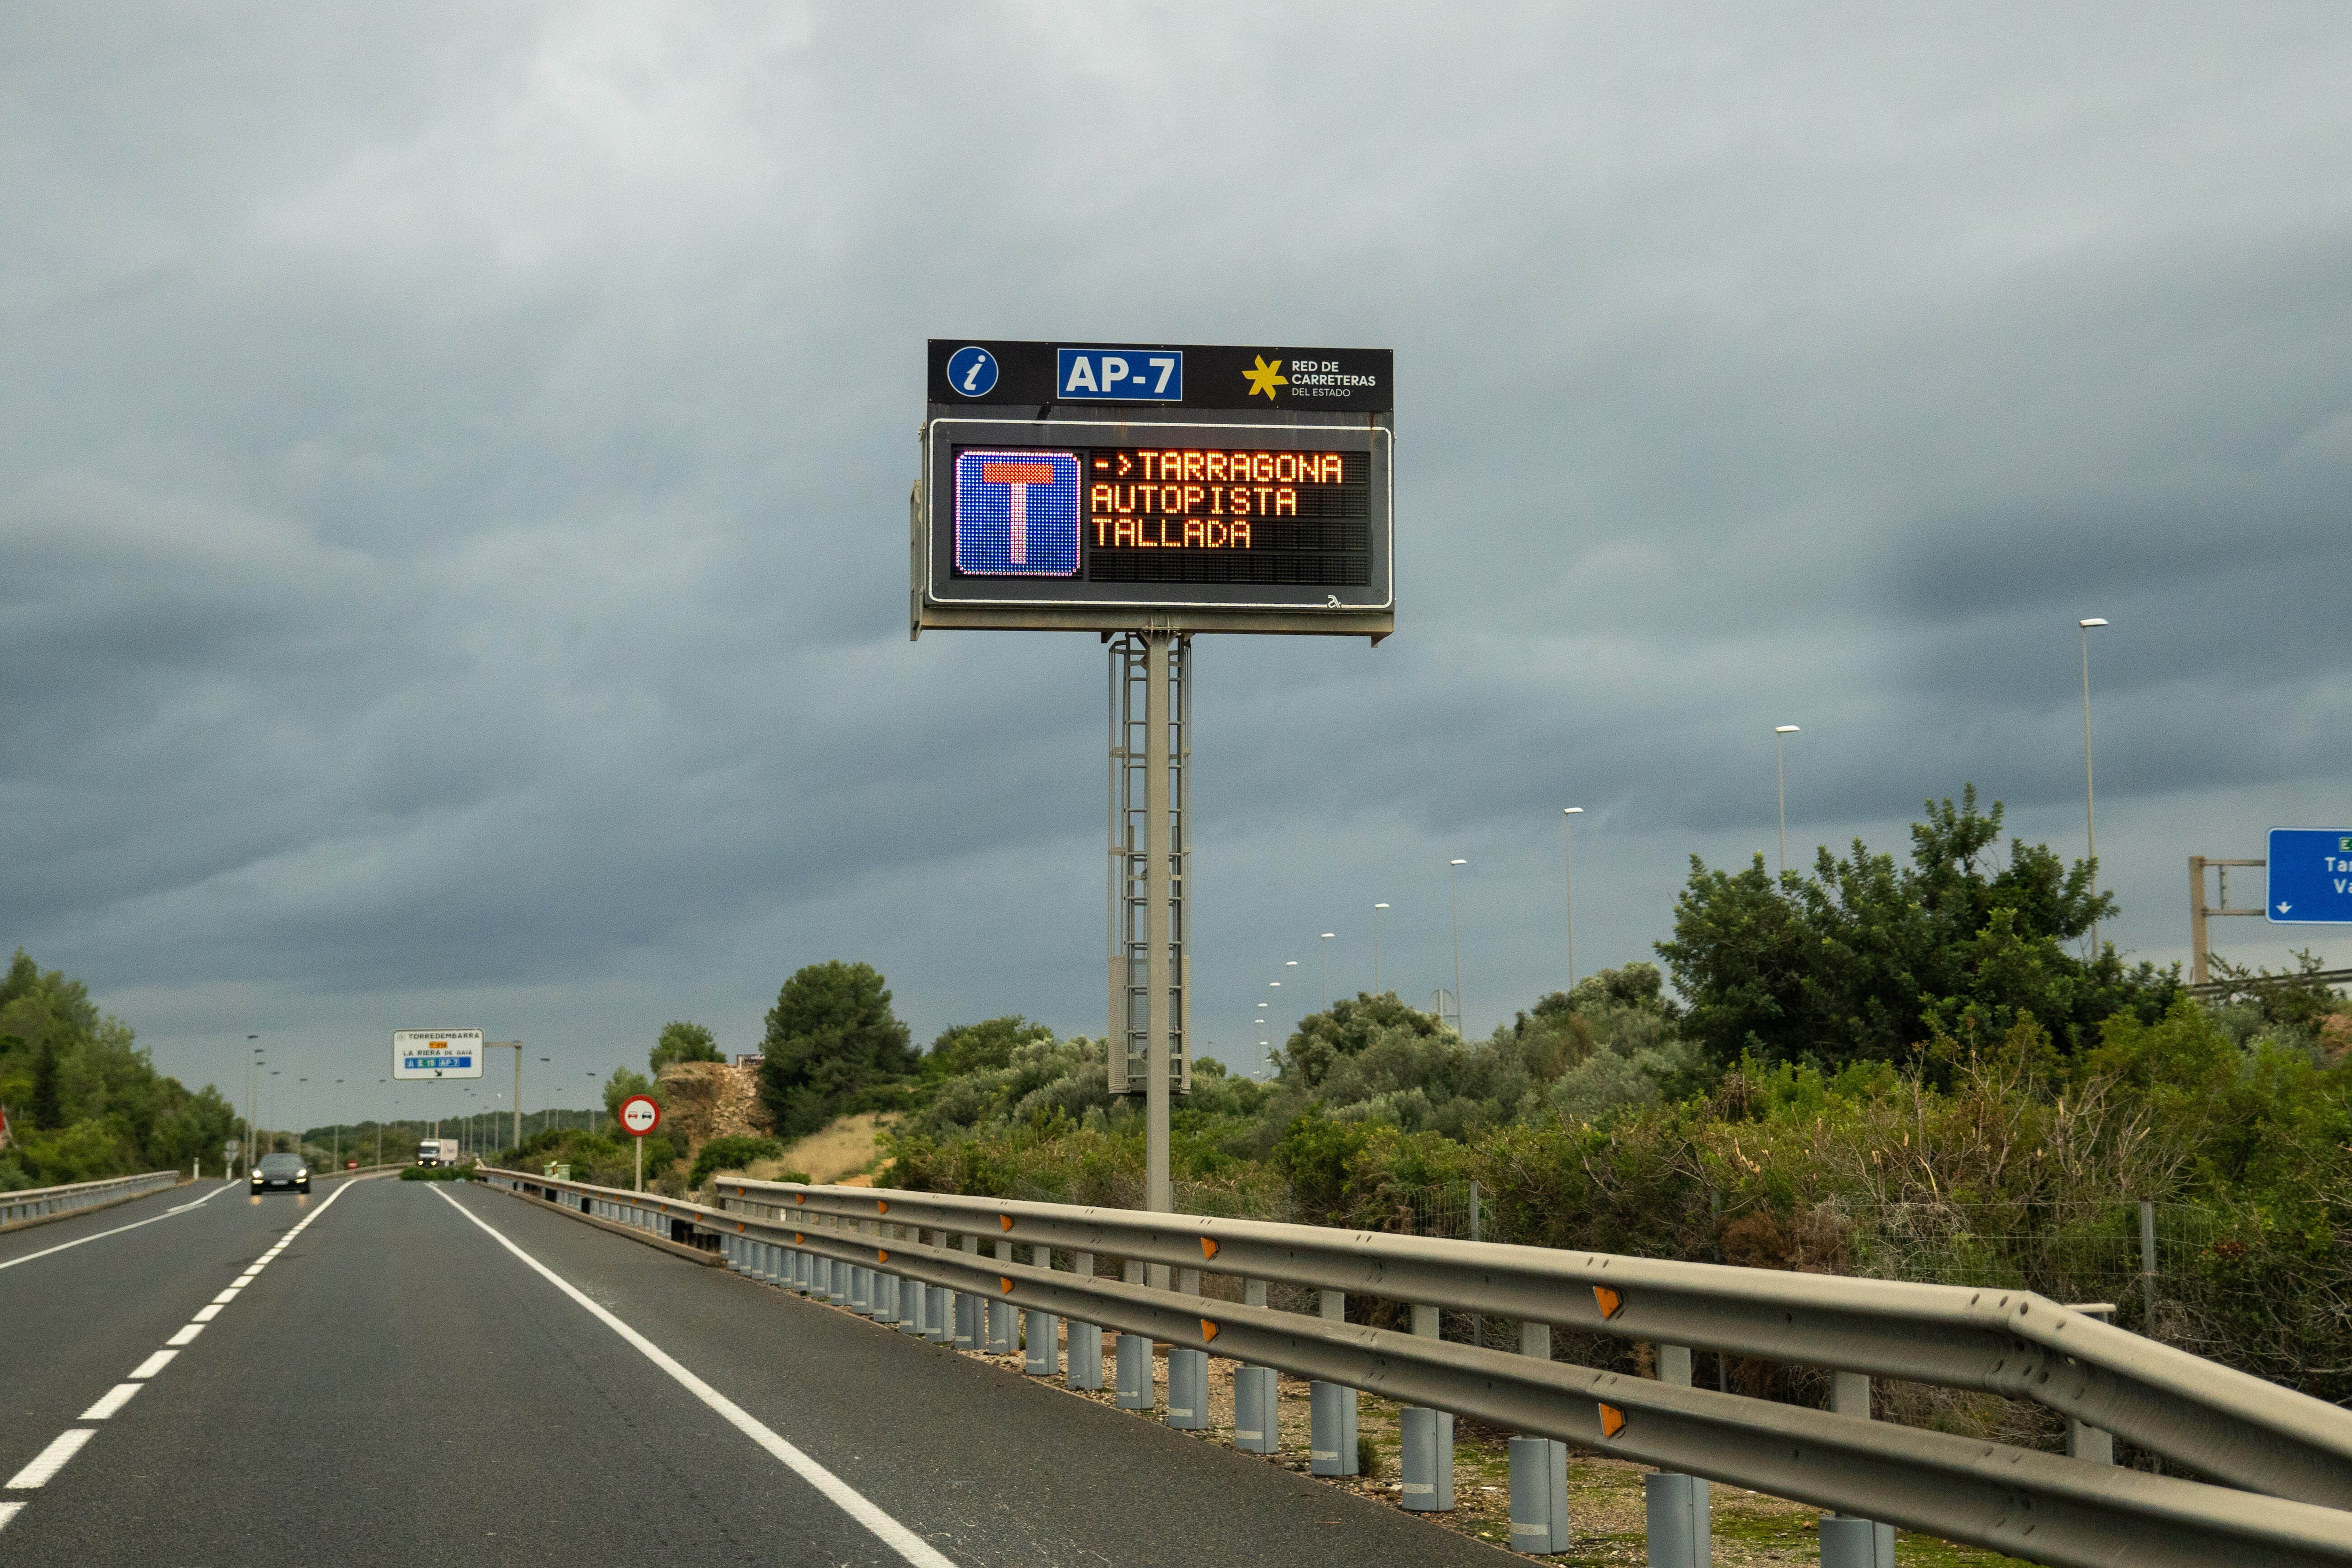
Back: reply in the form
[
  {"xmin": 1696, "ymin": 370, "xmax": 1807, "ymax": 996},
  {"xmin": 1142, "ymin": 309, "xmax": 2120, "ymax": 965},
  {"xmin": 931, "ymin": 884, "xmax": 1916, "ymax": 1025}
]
[{"xmin": 0, "ymin": 1172, "xmax": 1506, "ymax": 1567}]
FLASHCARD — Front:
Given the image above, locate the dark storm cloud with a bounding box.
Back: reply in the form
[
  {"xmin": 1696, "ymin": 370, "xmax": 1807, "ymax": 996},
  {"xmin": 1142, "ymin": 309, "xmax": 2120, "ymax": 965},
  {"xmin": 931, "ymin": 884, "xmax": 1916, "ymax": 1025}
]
[{"xmin": 4, "ymin": 4, "xmax": 2349, "ymax": 1107}]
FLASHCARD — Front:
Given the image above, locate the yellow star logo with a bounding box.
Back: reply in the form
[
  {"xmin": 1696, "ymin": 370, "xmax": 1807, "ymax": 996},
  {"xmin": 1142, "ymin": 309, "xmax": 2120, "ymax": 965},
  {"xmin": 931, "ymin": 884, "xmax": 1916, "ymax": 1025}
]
[{"xmin": 1243, "ymin": 354, "xmax": 1288, "ymax": 401}]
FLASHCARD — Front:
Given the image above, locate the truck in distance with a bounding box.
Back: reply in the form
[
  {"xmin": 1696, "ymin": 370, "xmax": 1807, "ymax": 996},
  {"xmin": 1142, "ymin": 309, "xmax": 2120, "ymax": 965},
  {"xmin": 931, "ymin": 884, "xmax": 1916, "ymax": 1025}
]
[{"xmin": 415, "ymin": 1138, "xmax": 462, "ymax": 1167}]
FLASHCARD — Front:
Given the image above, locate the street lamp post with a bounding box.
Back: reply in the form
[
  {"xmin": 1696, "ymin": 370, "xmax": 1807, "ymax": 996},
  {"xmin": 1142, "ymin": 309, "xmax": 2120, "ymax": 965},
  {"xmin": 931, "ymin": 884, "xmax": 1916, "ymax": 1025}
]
[
  {"xmin": 1563, "ymin": 808, "xmax": 1584, "ymax": 992},
  {"xmin": 1372, "ymin": 904, "xmax": 1389, "ymax": 994},
  {"xmin": 2079, "ymin": 618, "xmax": 2108, "ymax": 953},
  {"xmin": 1448, "ymin": 859, "xmax": 1468, "ymax": 1037},
  {"xmin": 243, "ymin": 1037, "xmax": 260, "ymax": 1178},
  {"xmin": 1773, "ymin": 727, "xmax": 1801, "ymax": 879}
]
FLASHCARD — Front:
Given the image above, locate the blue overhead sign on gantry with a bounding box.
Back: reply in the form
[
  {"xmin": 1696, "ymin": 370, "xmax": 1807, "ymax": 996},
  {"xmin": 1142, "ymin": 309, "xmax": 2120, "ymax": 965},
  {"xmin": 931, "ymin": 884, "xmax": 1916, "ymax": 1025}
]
[{"xmin": 2266, "ymin": 829, "xmax": 2352, "ymax": 923}]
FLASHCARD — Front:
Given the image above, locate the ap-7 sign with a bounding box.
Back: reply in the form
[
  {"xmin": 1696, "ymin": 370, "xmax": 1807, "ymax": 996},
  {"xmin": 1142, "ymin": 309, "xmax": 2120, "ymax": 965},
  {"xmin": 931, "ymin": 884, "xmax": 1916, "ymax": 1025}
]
[{"xmin": 2266, "ymin": 829, "xmax": 2352, "ymax": 924}]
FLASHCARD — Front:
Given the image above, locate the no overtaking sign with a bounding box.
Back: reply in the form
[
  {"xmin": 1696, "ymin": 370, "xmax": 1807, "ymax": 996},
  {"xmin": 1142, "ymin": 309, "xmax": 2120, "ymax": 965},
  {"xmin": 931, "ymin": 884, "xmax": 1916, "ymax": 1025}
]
[{"xmin": 619, "ymin": 1094, "xmax": 660, "ymax": 1136}]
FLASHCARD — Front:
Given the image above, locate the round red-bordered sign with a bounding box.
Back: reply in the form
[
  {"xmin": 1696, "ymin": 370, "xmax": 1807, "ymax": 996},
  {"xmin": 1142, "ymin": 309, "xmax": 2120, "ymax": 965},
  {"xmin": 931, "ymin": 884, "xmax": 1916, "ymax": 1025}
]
[{"xmin": 618, "ymin": 1094, "xmax": 661, "ymax": 1137}]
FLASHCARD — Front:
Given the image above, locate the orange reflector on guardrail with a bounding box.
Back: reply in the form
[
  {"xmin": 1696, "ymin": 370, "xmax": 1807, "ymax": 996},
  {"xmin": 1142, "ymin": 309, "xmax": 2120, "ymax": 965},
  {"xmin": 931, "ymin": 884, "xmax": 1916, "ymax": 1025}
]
[
  {"xmin": 999, "ymin": 1215, "xmax": 1013, "ymax": 1231},
  {"xmin": 795, "ymin": 1194, "xmax": 805, "ymax": 1204},
  {"xmin": 1200, "ymin": 1237, "xmax": 1219, "ymax": 1260},
  {"xmin": 1599, "ymin": 1403, "xmax": 1627, "ymax": 1438},
  {"xmin": 1000, "ymin": 1276, "xmax": 1014, "ymax": 1293},
  {"xmin": 877, "ymin": 1250, "xmax": 889, "ymax": 1263},
  {"xmin": 795, "ymin": 1233, "xmax": 805, "ymax": 1243},
  {"xmin": 736, "ymin": 1222, "xmax": 745, "ymax": 1233},
  {"xmin": 1593, "ymin": 1285, "xmax": 1624, "ymax": 1319},
  {"xmin": 1201, "ymin": 1319, "xmax": 1220, "ymax": 1342},
  {"xmin": 876, "ymin": 1200, "xmax": 889, "ymax": 1214}
]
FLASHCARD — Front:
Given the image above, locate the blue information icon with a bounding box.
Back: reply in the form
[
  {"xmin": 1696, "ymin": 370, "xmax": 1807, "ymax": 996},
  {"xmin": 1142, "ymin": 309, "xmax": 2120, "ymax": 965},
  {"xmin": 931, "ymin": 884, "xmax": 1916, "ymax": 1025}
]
[
  {"xmin": 945, "ymin": 345, "xmax": 999, "ymax": 398},
  {"xmin": 954, "ymin": 450, "xmax": 1081, "ymax": 576}
]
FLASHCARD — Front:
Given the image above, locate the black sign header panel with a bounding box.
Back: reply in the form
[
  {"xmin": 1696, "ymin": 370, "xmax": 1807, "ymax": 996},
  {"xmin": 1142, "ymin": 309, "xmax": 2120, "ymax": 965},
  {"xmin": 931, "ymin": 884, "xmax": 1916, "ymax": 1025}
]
[{"xmin": 928, "ymin": 340, "xmax": 1393, "ymax": 413}]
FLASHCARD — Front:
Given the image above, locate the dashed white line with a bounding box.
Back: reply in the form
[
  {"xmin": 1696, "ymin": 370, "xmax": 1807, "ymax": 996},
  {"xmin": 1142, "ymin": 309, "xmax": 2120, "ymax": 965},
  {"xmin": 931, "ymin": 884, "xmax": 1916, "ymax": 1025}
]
[
  {"xmin": 79, "ymin": 1384, "xmax": 143, "ymax": 1421},
  {"xmin": 5, "ymin": 1431, "xmax": 94, "ymax": 1489},
  {"xmin": 0, "ymin": 1172, "xmax": 366, "ymax": 1517}
]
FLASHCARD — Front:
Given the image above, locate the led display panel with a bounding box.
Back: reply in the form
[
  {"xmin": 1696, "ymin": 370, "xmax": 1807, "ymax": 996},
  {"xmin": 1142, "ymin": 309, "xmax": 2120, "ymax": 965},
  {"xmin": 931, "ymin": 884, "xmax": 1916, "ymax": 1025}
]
[{"xmin": 919, "ymin": 417, "xmax": 1392, "ymax": 634}]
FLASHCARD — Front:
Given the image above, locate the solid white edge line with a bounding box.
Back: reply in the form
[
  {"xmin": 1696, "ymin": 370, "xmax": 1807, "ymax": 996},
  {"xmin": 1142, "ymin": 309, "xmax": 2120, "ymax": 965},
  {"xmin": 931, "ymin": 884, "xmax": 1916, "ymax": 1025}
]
[
  {"xmin": 430, "ymin": 1186, "xmax": 956, "ymax": 1568},
  {"xmin": 79, "ymin": 1384, "xmax": 142, "ymax": 1420},
  {"xmin": 128, "ymin": 1350, "xmax": 176, "ymax": 1380},
  {"xmin": 5, "ymin": 1430, "xmax": 94, "ymax": 1489},
  {"xmin": 0, "ymin": 1181, "xmax": 231, "ymax": 1272}
]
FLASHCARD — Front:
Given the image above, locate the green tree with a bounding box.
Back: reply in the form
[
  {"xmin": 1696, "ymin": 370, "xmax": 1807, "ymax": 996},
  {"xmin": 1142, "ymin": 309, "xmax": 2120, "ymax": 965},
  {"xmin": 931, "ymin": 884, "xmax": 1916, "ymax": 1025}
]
[
  {"xmin": 758, "ymin": 961, "xmax": 915, "ymax": 1138},
  {"xmin": 925, "ymin": 1015, "xmax": 1054, "ymax": 1078},
  {"xmin": 1657, "ymin": 787, "xmax": 2179, "ymax": 1068},
  {"xmin": 602, "ymin": 1066, "xmax": 658, "ymax": 1120},
  {"xmin": 1275, "ymin": 992, "xmax": 1445, "ymax": 1089},
  {"xmin": 649, "ymin": 1020, "xmax": 723, "ymax": 1074}
]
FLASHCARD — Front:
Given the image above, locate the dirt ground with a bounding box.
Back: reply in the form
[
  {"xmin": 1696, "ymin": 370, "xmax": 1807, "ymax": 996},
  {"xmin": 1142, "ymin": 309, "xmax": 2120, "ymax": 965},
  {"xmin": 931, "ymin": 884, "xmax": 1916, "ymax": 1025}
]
[{"xmin": 770, "ymin": 1277, "xmax": 2035, "ymax": 1568}]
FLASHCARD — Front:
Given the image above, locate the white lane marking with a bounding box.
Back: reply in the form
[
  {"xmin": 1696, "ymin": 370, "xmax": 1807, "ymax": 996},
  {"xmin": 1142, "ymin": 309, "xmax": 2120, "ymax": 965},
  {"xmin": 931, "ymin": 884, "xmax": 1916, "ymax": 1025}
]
[
  {"xmin": 5, "ymin": 1430, "xmax": 94, "ymax": 1489},
  {"xmin": 432, "ymin": 1187, "xmax": 956, "ymax": 1568},
  {"xmin": 79, "ymin": 1384, "xmax": 143, "ymax": 1420},
  {"xmin": 165, "ymin": 1182, "xmax": 238, "ymax": 1216},
  {"xmin": 0, "ymin": 1181, "xmax": 237, "ymax": 1273},
  {"xmin": 0, "ymin": 1499, "xmax": 22, "ymax": 1531},
  {"xmin": 191, "ymin": 1303, "xmax": 222, "ymax": 1322},
  {"xmin": 128, "ymin": 1350, "xmax": 176, "ymax": 1379},
  {"xmin": 211, "ymin": 1287, "xmax": 241, "ymax": 1304},
  {"xmin": 164, "ymin": 1323, "xmax": 205, "ymax": 1346}
]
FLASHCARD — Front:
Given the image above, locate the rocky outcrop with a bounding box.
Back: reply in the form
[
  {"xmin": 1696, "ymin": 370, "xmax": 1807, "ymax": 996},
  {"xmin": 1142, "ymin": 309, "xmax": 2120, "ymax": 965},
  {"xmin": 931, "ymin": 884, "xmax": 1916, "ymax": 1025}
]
[{"xmin": 654, "ymin": 1061, "xmax": 771, "ymax": 1148}]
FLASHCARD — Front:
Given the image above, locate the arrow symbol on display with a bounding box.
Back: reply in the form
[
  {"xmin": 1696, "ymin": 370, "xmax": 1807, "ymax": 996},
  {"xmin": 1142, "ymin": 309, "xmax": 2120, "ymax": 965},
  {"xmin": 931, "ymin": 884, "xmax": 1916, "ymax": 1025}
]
[{"xmin": 2278, "ymin": 902, "xmax": 2292, "ymax": 914}]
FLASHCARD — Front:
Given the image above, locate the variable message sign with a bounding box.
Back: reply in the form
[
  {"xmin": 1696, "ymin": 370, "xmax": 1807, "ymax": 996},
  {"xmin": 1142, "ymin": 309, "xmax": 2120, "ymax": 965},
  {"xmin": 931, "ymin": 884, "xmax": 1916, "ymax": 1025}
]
[
  {"xmin": 2267, "ymin": 829, "xmax": 2352, "ymax": 924},
  {"xmin": 914, "ymin": 341, "xmax": 1394, "ymax": 637},
  {"xmin": 392, "ymin": 1028, "xmax": 484, "ymax": 1080}
]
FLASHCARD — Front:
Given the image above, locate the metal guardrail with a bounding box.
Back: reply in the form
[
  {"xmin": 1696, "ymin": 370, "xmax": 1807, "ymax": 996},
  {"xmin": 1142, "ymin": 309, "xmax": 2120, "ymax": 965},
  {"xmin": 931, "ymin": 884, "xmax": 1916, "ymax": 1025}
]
[
  {"xmin": 0, "ymin": 1170, "xmax": 181, "ymax": 1228},
  {"xmin": 481, "ymin": 1168, "xmax": 2352, "ymax": 1568}
]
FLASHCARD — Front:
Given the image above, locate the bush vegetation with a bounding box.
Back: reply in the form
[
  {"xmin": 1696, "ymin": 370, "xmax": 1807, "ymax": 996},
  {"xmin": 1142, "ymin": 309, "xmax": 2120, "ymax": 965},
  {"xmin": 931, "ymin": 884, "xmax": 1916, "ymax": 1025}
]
[{"xmin": 868, "ymin": 791, "xmax": 2352, "ymax": 1408}]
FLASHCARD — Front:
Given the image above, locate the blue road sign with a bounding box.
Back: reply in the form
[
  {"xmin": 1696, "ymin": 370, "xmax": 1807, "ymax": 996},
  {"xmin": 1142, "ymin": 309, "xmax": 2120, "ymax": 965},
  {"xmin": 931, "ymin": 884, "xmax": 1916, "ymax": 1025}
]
[
  {"xmin": 945, "ymin": 345, "xmax": 999, "ymax": 398},
  {"xmin": 2266, "ymin": 828, "xmax": 2352, "ymax": 923},
  {"xmin": 1056, "ymin": 347, "xmax": 1182, "ymax": 402},
  {"xmin": 953, "ymin": 449, "xmax": 1081, "ymax": 576}
]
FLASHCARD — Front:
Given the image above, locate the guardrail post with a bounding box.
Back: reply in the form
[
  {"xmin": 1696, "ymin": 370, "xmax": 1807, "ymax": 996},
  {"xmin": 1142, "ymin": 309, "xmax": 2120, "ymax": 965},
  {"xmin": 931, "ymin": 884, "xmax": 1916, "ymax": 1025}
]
[
  {"xmin": 829, "ymin": 1219, "xmax": 851, "ymax": 1306},
  {"xmin": 1025, "ymin": 1244, "xmax": 1060, "ymax": 1376},
  {"xmin": 2065, "ymin": 1304, "xmax": 2118, "ymax": 1464},
  {"xmin": 1818, "ymin": 1372, "xmax": 1894, "ymax": 1568},
  {"xmin": 1309, "ymin": 1289, "xmax": 1359, "ymax": 1475},
  {"xmin": 955, "ymin": 1235, "xmax": 981, "ymax": 1348},
  {"xmin": 900, "ymin": 1231, "xmax": 928, "ymax": 1333},
  {"xmin": 981, "ymin": 1238, "xmax": 1009, "ymax": 1352},
  {"xmin": 1066, "ymin": 1251, "xmax": 1104, "ymax": 1387},
  {"xmin": 1233, "ymin": 1278, "xmax": 1278, "ymax": 1452},
  {"xmin": 1645, "ymin": 1344, "xmax": 1710, "ymax": 1567},
  {"xmin": 1400, "ymin": 1302, "xmax": 1454, "ymax": 1509},
  {"xmin": 1115, "ymin": 1260, "xmax": 1155, "ymax": 1410},
  {"xmin": 1511, "ymin": 1323, "xmax": 1573, "ymax": 1554},
  {"xmin": 1167, "ymin": 1267, "xmax": 1209, "ymax": 1429}
]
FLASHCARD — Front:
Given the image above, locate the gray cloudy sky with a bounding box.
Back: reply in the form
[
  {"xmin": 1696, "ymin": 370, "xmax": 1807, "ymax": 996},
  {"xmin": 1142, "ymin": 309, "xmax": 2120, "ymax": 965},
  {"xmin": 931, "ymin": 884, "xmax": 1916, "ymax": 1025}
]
[{"xmin": 6, "ymin": 5, "xmax": 2349, "ymax": 1128}]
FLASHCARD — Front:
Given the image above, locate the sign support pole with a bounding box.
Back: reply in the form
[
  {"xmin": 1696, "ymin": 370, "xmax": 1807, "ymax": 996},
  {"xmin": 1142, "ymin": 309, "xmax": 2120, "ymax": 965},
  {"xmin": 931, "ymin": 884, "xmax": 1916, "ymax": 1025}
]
[{"xmin": 1144, "ymin": 629, "xmax": 1174, "ymax": 1228}]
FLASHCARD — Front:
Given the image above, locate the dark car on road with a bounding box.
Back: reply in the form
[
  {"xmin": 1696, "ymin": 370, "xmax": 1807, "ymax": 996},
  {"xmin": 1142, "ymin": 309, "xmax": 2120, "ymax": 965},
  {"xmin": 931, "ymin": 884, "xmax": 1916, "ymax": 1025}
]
[{"xmin": 251, "ymin": 1153, "xmax": 310, "ymax": 1194}]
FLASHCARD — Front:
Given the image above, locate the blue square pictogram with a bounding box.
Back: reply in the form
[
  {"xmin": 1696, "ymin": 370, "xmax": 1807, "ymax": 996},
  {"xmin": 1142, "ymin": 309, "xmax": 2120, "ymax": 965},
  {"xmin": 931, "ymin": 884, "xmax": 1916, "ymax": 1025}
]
[{"xmin": 954, "ymin": 449, "xmax": 1082, "ymax": 576}]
